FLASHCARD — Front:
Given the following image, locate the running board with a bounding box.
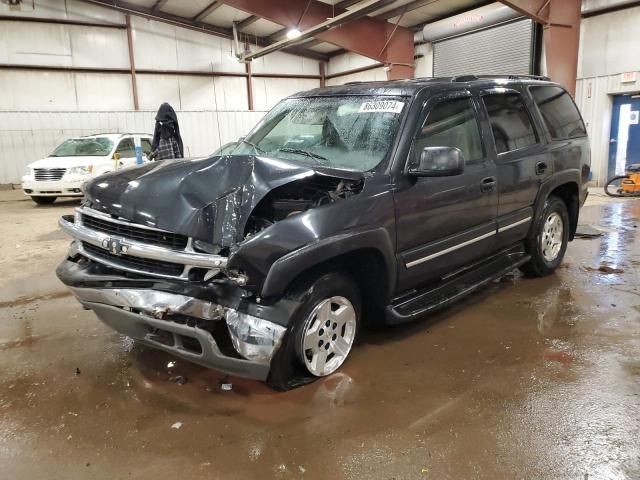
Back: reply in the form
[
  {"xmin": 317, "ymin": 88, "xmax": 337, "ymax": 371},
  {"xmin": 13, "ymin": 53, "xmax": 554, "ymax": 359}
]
[{"xmin": 386, "ymin": 246, "xmax": 530, "ymax": 325}]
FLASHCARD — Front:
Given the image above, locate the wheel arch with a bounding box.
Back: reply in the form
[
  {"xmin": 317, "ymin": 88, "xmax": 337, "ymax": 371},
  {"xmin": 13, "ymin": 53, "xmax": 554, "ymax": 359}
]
[
  {"xmin": 532, "ymin": 172, "xmax": 580, "ymax": 240},
  {"xmin": 260, "ymin": 227, "xmax": 396, "ymax": 320}
]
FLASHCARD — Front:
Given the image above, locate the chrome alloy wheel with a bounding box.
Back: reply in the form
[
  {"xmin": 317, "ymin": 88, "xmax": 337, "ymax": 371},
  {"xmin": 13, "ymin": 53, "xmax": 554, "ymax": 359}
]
[
  {"xmin": 299, "ymin": 296, "xmax": 357, "ymax": 376},
  {"xmin": 541, "ymin": 212, "xmax": 564, "ymax": 262}
]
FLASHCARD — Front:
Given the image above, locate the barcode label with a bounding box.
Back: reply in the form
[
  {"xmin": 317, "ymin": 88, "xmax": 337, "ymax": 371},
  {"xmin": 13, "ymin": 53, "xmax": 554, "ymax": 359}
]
[{"xmin": 358, "ymin": 100, "xmax": 404, "ymax": 114}]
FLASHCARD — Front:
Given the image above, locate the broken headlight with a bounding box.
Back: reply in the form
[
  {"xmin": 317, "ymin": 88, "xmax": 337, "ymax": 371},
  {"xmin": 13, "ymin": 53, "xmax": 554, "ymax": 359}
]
[{"xmin": 225, "ymin": 309, "xmax": 286, "ymax": 364}]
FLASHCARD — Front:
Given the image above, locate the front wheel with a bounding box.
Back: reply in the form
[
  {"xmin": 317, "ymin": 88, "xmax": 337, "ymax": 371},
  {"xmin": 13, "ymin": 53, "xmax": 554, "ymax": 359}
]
[
  {"xmin": 520, "ymin": 196, "xmax": 570, "ymax": 277},
  {"xmin": 268, "ymin": 272, "xmax": 361, "ymax": 389},
  {"xmin": 31, "ymin": 196, "xmax": 56, "ymax": 205},
  {"xmin": 296, "ymin": 294, "xmax": 358, "ymax": 376}
]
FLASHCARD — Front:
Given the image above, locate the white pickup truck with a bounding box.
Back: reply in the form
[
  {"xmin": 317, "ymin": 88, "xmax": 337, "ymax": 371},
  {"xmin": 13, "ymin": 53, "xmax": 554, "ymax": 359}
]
[{"xmin": 21, "ymin": 133, "xmax": 153, "ymax": 205}]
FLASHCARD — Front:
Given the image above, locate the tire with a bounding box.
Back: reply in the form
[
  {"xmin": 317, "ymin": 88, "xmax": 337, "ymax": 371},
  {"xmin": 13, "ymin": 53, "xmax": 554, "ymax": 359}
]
[
  {"xmin": 520, "ymin": 195, "xmax": 570, "ymax": 277},
  {"xmin": 31, "ymin": 196, "xmax": 56, "ymax": 205},
  {"xmin": 267, "ymin": 272, "xmax": 361, "ymax": 389}
]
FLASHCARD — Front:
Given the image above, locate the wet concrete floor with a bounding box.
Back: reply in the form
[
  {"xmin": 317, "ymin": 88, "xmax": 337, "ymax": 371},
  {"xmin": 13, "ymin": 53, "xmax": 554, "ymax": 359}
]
[{"xmin": 0, "ymin": 190, "xmax": 639, "ymax": 479}]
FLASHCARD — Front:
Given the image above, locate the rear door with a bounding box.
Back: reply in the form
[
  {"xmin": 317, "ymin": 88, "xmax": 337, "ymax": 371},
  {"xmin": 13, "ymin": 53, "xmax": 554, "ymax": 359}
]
[
  {"xmin": 394, "ymin": 91, "xmax": 498, "ymax": 292},
  {"xmin": 477, "ymin": 87, "xmax": 549, "ymax": 248}
]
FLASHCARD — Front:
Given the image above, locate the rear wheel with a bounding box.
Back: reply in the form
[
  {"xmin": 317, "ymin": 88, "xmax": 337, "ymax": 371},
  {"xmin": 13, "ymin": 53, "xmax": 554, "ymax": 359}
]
[
  {"xmin": 520, "ymin": 196, "xmax": 569, "ymax": 277},
  {"xmin": 31, "ymin": 196, "xmax": 56, "ymax": 205}
]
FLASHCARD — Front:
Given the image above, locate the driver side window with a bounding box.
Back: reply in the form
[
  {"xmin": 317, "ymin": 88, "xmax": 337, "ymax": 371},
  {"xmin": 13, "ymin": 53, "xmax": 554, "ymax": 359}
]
[
  {"xmin": 115, "ymin": 138, "xmax": 135, "ymax": 158},
  {"xmin": 415, "ymin": 97, "xmax": 484, "ymax": 164}
]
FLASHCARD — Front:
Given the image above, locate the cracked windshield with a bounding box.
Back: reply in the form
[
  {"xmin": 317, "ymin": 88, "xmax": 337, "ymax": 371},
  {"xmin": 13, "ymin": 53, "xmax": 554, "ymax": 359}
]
[{"xmin": 232, "ymin": 96, "xmax": 407, "ymax": 171}]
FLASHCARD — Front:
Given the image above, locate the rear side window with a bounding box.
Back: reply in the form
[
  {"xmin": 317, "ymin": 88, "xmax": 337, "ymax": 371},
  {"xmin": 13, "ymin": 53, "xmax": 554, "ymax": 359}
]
[
  {"xmin": 482, "ymin": 93, "xmax": 537, "ymax": 154},
  {"xmin": 415, "ymin": 97, "xmax": 484, "ymax": 163},
  {"xmin": 530, "ymin": 86, "xmax": 587, "ymax": 139}
]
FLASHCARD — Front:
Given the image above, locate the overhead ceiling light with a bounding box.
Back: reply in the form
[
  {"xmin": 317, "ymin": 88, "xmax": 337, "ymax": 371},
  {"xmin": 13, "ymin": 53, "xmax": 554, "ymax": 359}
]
[{"xmin": 286, "ymin": 27, "xmax": 302, "ymax": 39}]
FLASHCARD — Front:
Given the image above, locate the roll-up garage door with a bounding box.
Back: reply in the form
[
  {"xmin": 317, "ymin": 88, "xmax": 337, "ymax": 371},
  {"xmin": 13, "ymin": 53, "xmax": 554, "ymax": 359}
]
[{"xmin": 433, "ymin": 19, "xmax": 534, "ymax": 77}]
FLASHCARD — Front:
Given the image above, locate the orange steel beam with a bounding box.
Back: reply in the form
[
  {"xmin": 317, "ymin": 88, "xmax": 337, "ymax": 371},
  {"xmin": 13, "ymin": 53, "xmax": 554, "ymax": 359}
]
[
  {"xmin": 218, "ymin": 0, "xmax": 414, "ymax": 80},
  {"xmin": 500, "ymin": 0, "xmax": 581, "ymax": 96}
]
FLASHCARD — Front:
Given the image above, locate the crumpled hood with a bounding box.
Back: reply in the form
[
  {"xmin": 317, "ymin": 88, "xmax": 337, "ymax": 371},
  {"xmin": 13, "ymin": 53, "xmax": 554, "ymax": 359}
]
[{"xmin": 83, "ymin": 155, "xmax": 358, "ymax": 246}]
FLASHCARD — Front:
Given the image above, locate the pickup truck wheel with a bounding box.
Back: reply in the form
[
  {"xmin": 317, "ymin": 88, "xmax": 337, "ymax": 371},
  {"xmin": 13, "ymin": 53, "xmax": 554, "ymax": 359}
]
[
  {"xmin": 520, "ymin": 196, "xmax": 569, "ymax": 277},
  {"xmin": 292, "ymin": 273, "xmax": 361, "ymax": 377},
  {"xmin": 31, "ymin": 196, "xmax": 56, "ymax": 205}
]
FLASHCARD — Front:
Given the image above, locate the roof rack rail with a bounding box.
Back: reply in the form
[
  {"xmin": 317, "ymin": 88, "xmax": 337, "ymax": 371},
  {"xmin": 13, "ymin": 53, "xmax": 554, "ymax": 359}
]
[
  {"xmin": 451, "ymin": 74, "xmax": 551, "ymax": 83},
  {"xmin": 451, "ymin": 75, "xmax": 478, "ymax": 82},
  {"xmin": 506, "ymin": 74, "xmax": 550, "ymax": 81}
]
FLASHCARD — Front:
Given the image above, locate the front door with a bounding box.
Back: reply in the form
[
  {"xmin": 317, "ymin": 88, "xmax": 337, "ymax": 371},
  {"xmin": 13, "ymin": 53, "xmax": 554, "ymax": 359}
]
[
  {"xmin": 609, "ymin": 94, "xmax": 640, "ymax": 177},
  {"xmin": 114, "ymin": 137, "xmax": 137, "ymax": 169},
  {"xmin": 394, "ymin": 92, "xmax": 498, "ymax": 292}
]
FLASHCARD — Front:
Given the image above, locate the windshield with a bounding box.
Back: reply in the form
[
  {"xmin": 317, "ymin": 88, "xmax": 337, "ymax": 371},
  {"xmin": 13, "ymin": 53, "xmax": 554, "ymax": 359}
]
[
  {"xmin": 51, "ymin": 137, "xmax": 114, "ymax": 157},
  {"xmin": 232, "ymin": 96, "xmax": 407, "ymax": 171}
]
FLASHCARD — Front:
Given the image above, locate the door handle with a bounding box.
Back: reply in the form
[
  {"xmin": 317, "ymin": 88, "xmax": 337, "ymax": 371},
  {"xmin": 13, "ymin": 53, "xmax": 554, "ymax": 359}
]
[
  {"xmin": 535, "ymin": 162, "xmax": 548, "ymax": 175},
  {"xmin": 480, "ymin": 176, "xmax": 496, "ymax": 192}
]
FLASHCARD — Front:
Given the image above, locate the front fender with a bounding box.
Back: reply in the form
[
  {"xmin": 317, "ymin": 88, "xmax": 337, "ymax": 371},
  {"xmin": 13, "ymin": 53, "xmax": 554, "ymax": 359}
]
[{"xmin": 260, "ymin": 226, "xmax": 396, "ymax": 298}]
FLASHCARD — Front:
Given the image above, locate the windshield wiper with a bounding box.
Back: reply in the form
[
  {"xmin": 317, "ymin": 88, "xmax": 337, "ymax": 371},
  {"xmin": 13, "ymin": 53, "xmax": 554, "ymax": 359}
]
[
  {"xmin": 277, "ymin": 147, "xmax": 329, "ymax": 164},
  {"xmin": 239, "ymin": 139, "xmax": 266, "ymax": 154}
]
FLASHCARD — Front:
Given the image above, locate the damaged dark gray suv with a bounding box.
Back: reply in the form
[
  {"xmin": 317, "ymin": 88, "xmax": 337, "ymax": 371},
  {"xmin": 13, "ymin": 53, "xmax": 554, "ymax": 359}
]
[{"xmin": 57, "ymin": 76, "xmax": 590, "ymax": 390}]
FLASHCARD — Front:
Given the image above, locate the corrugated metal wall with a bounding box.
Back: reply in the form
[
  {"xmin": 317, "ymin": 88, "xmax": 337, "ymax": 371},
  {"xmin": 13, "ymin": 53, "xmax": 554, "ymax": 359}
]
[
  {"xmin": 0, "ymin": 0, "xmax": 321, "ymax": 184},
  {"xmin": 0, "ymin": 110, "xmax": 266, "ymax": 184},
  {"xmin": 433, "ymin": 19, "xmax": 533, "ymax": 77}
]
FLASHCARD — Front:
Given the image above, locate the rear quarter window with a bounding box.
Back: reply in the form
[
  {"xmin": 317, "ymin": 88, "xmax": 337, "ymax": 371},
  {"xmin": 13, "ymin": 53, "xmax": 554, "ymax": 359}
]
[{"xmin": 530, "ymin": 86, "xmax": 587, "ymax": 140}]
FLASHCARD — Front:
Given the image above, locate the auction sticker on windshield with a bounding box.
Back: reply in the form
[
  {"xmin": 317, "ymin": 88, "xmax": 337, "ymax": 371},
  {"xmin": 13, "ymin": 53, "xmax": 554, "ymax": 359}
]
[{"xmin": 358, "ymin": 100, "xmax": 404, "ymax": 114}]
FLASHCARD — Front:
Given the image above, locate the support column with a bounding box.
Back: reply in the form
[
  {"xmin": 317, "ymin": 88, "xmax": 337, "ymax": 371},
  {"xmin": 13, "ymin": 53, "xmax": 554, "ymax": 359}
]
[
  {"xmin": 319, "ymin": 62, "xmax": 326, "ymax": 88},
  {"xmin": 499, "ymin": 0, "xmax": 581, "ymax": 96},
  {"xmin": 542, "ymin": 0, "xmax": 581, "ymax": 96},
  {"xmin": 245, "ymin": 61, "xmax": 254, "ymax": 111},
  {"xmin": 125, "ymin": 14, "xmax": 140, "ymax": 110}
]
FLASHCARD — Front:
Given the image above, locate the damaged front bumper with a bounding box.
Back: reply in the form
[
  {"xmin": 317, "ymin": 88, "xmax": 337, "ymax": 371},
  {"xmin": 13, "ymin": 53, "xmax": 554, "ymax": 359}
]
[{"xmin": 57, "ymin": 259, "xmax": 288, "ymax": 380}]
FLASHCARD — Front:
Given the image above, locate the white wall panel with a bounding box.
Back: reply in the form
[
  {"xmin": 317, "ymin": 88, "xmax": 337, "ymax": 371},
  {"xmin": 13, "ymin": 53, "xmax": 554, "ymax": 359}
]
[
  {"xmin": 0, "ymin": 110, "xmax": 267, "ymax": 184},
  {"xmin": 326, "ymin": 67, "xmax": 387, "ymax": 86},
  {"xmin": 136, "ymin": 74, "xmax": 182, "ymax": 110},
  {"xmin": 75, "ymin": 73, "xmax": 133, "ymax": 110},
  {"xmin": 1, "ymin": 0, "xmax": 72, "ymax": 21},
  {"xmin": 65, "ymin": 0, "xmax": 125, "ymax": 23},
  {"xmin": 3, "ymin": 22, "xmax": 72, "ymax": 66},
  {"xmin": 212, "ymin": 76, "xmax": 249, "ymax": 110},
  {"xmin": 132, "ymin": 17, "xmax": 244, "ymax": 74},
  {"xmin": 2, "ymin": 0, "xmax": 125, "ymax": 23},
  {"xmin": 578, "ymin": 6, "xmax": 640, "ymax": 78},
  {"xmin": 131, "ymin": 17, "xmax": 179, "ymax": 71},
  {"xmin": 1, "ymin": 21, "xmax": 129, "ymax": 68},
  {"xmin": 177, "ymin": 76, "xmax": 215, "ymax": 111},
  {"xmin": 327, "ymin": 52, "xmax": 378, "ymax": 75},
  {"xmin": 68, "ymin": 26, "xmax": 129, "ymax": 69},
  {"xmin": 174, "ymin": 28, "xmax": 244, "ymax": 74},
  {"xmin": 251, "ymin": 51, "xmax": 320, "ymax": 76},
  {"xmin": 251, "ymin": 78, "xmax": 320, "ymax": 111},
  {"xmin": 0, "ymin": 70, "xmax": 77, "ymax": 110}
]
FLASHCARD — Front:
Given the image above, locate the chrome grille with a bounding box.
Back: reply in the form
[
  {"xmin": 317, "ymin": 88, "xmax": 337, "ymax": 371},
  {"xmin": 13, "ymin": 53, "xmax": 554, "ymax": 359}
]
[
  {"xmin": 81, "ymin": 213, "xmax": 188, "ymax": 250},
  {"xmin": 82, "ymin": 242, "xmax": 185, "ymax": 277},
  {"xmin": 34, "ymin": 168, "xmax": 66, "ymax": 181}
]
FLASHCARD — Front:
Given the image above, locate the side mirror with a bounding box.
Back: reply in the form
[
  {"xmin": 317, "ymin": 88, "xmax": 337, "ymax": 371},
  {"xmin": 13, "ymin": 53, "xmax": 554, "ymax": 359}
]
[
  {"xmin": 407, "ymin": 146, "xmax": 465, "ymax": 177},
  {"xmin": 112, "ymin": 152, "xmax": 121, "ymax": 161}
]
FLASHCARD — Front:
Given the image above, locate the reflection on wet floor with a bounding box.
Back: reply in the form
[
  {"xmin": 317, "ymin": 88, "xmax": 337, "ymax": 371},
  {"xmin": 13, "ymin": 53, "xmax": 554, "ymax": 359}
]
[{"xmin": 0, "ymin": 199, "xmax": 639, "ymax": 479}]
